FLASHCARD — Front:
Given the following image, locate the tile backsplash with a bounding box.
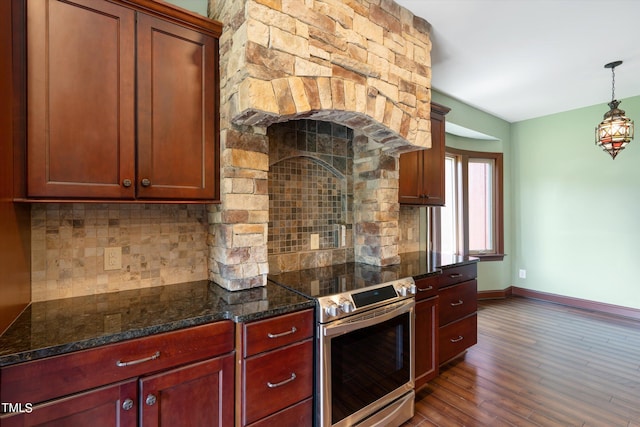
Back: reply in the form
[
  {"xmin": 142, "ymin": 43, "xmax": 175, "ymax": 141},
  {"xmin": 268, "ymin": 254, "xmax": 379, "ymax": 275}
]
[
  {"xmin": 267, "ymin": 120, "xmax": 355, "ymax": 273},
  {"xmin": 31, "ymin": 203, "xmax": 208, "ymax": 301}
]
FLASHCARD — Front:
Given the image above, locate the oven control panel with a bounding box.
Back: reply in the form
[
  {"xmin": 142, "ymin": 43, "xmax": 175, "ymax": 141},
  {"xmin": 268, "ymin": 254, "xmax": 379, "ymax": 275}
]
[{"xmin": 317, "ymin": 277, "xmax": 416, "ymax": 323}]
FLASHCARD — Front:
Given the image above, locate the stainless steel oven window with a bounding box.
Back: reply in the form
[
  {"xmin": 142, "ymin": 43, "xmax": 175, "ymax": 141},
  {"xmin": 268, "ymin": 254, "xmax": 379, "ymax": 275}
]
[{"xmin": 318, "ymin": 299, "xmax": 415, "ymax": 427}]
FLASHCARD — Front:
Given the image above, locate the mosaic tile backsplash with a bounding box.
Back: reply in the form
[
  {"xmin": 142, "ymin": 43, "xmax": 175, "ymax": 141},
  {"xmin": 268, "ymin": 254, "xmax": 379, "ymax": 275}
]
[
  {"xmin": 268, "ymin": 120, "xmax": 355, "ymax": 273},
  {"xmin": 31, "ymin": 203, "xmax": 208, "ymax": 301}
]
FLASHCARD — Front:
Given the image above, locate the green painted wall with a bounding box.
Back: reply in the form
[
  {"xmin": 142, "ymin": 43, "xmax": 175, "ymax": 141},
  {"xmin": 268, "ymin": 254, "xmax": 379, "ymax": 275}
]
[
  {"xmin": 433, "ymin": 89, "xmax": 640, "ymax": 310},
  {"xmin": 432, "ymin": 91, "xmax": 513, "ymax": 293},
  {"xmin": 512, "ymin": 95, "xmax": 640, "ymax": 309},
  {"xmin": 163, "ymin": 0, "xmax": 208, "ymax": 16}
]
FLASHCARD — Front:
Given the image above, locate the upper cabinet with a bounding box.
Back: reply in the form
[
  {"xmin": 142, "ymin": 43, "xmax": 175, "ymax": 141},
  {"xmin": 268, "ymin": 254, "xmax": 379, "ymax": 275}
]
[
  {"xmin": 23, "ymin": 0, "xmax": 221, "ymax": 201},
  {"xmin": 399, "ymin": 102, "xmax": 451, "ymax": 206}
]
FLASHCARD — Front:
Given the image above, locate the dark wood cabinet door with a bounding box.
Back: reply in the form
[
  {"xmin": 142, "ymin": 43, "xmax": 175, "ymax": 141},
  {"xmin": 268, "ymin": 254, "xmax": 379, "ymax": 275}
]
[
  {"xmin": 398, "ymin": 102, "xmax": 450, "ymax": 206},
  {"xmin": 0, "ymin": 380, "xmax": 137, "ymax": 427},
  {"xmin": 139, "ymin": 354, "xmax": 234, "ymax": 427},
  {"xmin": 26, "ymin": 0, "xmax": 136, "ymax": 199},
  {"xmin": 414, "ymin": 296, "xmax": 438, "ymax": 390},
  {"xmin": 419, "ymin": 103, "xmax": 449, "ymax": 206},
  {"xmin": 136, "ymin": 14, "xmax": 218, "ymax": 200},
  {"xmin": 398, "ymin": 149, "xmax": 423, "ymax": 204}
]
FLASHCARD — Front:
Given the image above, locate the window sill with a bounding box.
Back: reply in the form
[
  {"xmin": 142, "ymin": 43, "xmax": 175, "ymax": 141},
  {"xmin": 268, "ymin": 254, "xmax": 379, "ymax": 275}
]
[{"xmin": 471, "ymin": 253, "xmax": 507, "ymax": 262}]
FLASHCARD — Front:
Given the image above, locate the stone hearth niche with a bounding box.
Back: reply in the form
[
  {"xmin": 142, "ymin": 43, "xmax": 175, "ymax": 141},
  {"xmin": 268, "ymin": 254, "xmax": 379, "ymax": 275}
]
[
  {"xmin": 209, "ymin": 0, "xmax": 432, "ymax": 291},
  {"xmin": 268, "ymin": 120, "xmax": 354, "ymax": 273}
]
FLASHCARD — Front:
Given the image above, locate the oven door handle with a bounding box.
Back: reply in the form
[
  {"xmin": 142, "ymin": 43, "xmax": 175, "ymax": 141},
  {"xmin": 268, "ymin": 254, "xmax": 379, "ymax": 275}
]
[{"xmin": 322, "ymin": 300, "xmax": 414, "ymax": 337}]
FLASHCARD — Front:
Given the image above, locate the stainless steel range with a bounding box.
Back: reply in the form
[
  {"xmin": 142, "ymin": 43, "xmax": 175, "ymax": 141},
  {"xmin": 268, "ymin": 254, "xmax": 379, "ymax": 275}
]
[{"xmin": 269, "ymin": 263, "xmax": 417, "ymax": 427}]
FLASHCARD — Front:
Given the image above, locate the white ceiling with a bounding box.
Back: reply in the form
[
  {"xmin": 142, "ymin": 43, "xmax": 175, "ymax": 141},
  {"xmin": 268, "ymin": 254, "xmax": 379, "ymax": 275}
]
[{"xmin": 395, "ymin": 0, "xmax": 640, "ymax": 123}]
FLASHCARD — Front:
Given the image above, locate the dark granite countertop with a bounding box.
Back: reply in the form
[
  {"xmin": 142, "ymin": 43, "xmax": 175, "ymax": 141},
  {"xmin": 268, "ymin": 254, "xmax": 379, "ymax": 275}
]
[
  {"xmin": 399, "ymin": 251, "xmax": 479, "ymax": 279},
  {"xmin": 0, "ymin": 252, "xmax": 475, "ymax": 368},
  {"xmin": 0, "ymin": 280, "xmax": 314, "ymax": 367},
  {"xmin": 267, "ymin": 252, "xmax": 478, "ymax": 298}
]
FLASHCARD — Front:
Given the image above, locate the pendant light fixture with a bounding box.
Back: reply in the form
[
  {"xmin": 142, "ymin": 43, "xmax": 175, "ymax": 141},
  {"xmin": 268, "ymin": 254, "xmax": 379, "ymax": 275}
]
[{"xmin": 595, "ymin": 60, "xmax": 634, "ymax": 159}]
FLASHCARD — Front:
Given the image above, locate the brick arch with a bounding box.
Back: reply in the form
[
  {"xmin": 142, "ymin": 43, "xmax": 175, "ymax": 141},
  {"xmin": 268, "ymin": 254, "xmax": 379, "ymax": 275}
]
[{"xmin": 231, "ymin": 76, "xmax": 431, "ymax": 152}]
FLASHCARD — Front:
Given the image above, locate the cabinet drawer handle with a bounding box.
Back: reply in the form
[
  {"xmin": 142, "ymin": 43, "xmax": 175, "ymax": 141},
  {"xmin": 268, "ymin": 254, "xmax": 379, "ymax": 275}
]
[
  {"xmin": 418, "ymin": 286, "xmax": 433, "ymax": 292},
  {"xmin": 116, "ymin": 351, "xmax": 160, "ymax": 367},
  {"xmin": 267, "ymin": 326, "xmax": 297, "ymax": 339},
  {"xmin": 141, "ymin": 178, "xmax": 152, "ymax": 187},
  {"xmin": 449, "ymin": 273, "xmax": 463, "ymax": 278},
  {"xmin": 267, "ymin": 373, "xmax": 296, "ymax": 388},
  {"xmin": 450, "ymin": 336, "xmax": 464, "ymax": 343},
  {"xmin": 450, "ymin": 300, "xmax": 464, "ymax": 306}
]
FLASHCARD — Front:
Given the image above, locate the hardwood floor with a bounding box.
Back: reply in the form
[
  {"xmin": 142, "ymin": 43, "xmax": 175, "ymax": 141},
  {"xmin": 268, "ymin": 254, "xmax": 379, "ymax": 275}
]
[{"xmin": 405, "ymin": 297, "xmax": 640, "ymax": 427}]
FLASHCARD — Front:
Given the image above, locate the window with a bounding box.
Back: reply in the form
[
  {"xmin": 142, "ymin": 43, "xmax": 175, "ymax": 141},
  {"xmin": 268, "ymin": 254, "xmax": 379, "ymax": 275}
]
[{"xmin": 433, "ymin": 148, "xmax": 504, "ymax": 261}]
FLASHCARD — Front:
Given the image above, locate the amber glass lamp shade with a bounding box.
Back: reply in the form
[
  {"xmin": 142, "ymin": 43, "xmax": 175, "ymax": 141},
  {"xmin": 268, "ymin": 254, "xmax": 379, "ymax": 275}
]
[{"xmin": 595, "ymin": 100, "xmax": 634, "ymax": 159}]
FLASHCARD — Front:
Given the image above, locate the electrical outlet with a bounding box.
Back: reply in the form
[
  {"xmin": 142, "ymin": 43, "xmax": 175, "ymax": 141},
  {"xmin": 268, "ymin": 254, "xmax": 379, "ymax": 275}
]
[
  {"xmin": 310, "ymin": 234, "xmax": 319, "ymax": 250},
  {"xmin": 104, "ymin": 247, "xmax": 122, "ymax": 271},
  {"xmin": 519, "ymin": 269, "xmax": 527, "ymax": 279}
]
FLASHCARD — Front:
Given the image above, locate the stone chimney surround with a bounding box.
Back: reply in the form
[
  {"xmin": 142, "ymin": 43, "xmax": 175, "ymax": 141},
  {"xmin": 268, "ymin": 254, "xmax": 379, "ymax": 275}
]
[{"xmin": 208, "ymin": 0, "xmax": 433, "ymax": 291}]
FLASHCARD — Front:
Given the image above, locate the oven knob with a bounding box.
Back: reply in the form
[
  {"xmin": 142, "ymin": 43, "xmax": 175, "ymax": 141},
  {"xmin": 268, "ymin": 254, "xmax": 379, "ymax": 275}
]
[
  {"xmin": 398, "ymin": 286, "xmax": 408, "ymax": 297},
  {"xmin": 339, "ymin": 300, "xmax": 354, "ymax": 314},
  {"xmin": 409, "ymin": 283, "xmax": 417, "ymax": 295},
  {"xmin": 325, "ymin": 302, "xmax": 340, "ymax": 317}
]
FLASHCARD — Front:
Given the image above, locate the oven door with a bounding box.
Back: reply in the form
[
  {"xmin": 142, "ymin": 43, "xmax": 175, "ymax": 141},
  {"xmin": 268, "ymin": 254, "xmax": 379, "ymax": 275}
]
[{"xmin": 318, "ymin": 299, "xmax": 415, "ymax": 427}]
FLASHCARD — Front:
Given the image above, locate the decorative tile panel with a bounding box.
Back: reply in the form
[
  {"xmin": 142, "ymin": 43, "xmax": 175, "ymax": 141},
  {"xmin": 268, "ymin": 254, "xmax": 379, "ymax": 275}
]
[{"xmin": 268, "ymin": 120, "xmax": 354, "ymax": 273}]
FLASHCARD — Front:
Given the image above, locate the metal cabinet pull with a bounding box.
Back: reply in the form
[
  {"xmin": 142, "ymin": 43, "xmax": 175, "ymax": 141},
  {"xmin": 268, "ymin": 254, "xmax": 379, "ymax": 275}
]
[
  {"xmin": 122, "ymin": 398, "xmax": 134, "ymax": 411},
  {"xmin": 450, "ymin": 336, "xmax": 464, "ymax": 343},
  {"xmin": 449, "ymin": 273, "xmax": 463, "ymax": 278},
  {"xmin": 418, "ymin": 285, "xmax": 433, "ymax": 292},
  {"xmin": 267, "ymin": 373, "xmax": 296, "ymax": 388},
  {"xmin": 450, "ymin": 300, "xmax": 464, "ymax": 306},
  {"xmin": 122, "ymin": 179, "xmax": 132, "ymax": 188},
  {"xmin": 267, "ymin": 326, "xmax": 297, "ymax": 339},
  {"xmin": 141, "ymin": 178, "xmax": 151, "ymax": 187},
  {"xmin": 116, "ymin": 351, "xmax": 160, "ymax": 367},
  {"xmin": 145, "ymin": 394, "xmax": 157, "ymax": 406}
]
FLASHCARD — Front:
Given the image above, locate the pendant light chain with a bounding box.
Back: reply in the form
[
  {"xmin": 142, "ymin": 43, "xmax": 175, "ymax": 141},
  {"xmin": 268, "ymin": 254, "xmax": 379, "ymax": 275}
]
[{"xmin": 611, "ymin": 66, "xmax": 616, "ymax": 102}]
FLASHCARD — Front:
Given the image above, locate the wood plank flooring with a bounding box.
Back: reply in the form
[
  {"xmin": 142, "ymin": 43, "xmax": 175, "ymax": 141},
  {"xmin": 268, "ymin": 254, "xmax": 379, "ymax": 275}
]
[{"xmin": 404, "ymin": 297, "xmax": 640, "ymax": 427}]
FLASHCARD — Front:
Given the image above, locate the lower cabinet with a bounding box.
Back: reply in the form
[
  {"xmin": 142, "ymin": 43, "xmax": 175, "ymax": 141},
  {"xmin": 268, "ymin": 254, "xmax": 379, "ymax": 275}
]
[
  {"xmin": 0, "ymin": 322, "xmax": 235, "ymax": 427},
  {"xmin": 414, "ymin": 275, "xmax": 439, "ymax": 390},
  {"xmin": 438, "ymin": 264, "xmax": 478, "ymax": 365},
  {"xmin": 139, "ymin": 355, "xmax": 234, "ymax": 426},
  {"xmin": 0, "ymin": 380, "xmax": 138, "ymax": 427},
  {"xmin": 414, "ymin": 262, "xmax": 479, "ymax": 391},
  {"xmin": 237, "ymin": 309, "xmax": 314, "ymax": 427}
]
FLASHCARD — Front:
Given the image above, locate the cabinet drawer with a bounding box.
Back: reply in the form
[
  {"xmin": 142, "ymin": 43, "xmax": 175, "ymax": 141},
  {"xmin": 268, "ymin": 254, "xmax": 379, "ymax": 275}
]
[
  {"xmin": 414, "ymin": 275, "xmax": 439, "ymax": 300},
  {"xmin": 439, "ymin": 279, "xmax": 477, "ymax": 326},
  {"xmin": 247, "ymin": 397, "xmax": 313, "ymax": 427},
  {"xmin": 243, "ymin": 339, "xmax": 313, "ymax": 425},
  {"xmin": 243, "ymin": 309, "xmax": 313, "ymax": 357},
  {"xmin": 1, "ymin": 321, "xmax": 234, "ymax": 405},
  {"xmin": 439, "ymin": 263, "xmax": 477, "ymax": 289},
  {"xmin": 439, "ymin": 314, "xmax": 477, "ymax": 364}
]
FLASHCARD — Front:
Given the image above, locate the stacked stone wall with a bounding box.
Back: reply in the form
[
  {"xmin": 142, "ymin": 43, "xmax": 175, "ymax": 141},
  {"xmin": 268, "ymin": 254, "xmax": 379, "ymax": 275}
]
[{"xmin": 209, "ymin": 0, "xmax": 431, "ymax": 289}]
